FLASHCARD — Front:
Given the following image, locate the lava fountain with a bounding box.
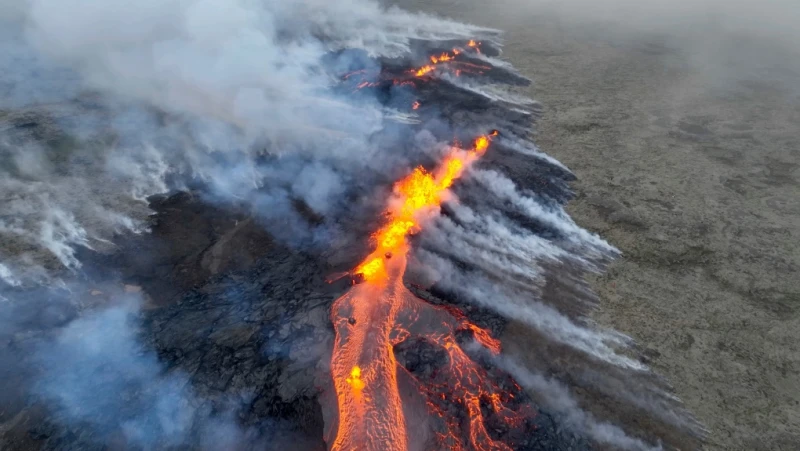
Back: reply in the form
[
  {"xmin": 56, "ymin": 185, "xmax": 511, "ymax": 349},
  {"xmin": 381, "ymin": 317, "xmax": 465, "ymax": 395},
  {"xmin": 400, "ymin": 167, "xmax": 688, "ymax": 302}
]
[{"xmin": 328, "ymin": 132, "xmax": 531, "ymax": 451}]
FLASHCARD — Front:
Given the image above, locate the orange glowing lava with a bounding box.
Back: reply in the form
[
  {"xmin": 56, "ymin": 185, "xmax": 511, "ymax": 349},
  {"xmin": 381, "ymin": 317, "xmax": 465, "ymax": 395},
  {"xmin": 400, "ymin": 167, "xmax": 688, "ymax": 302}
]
[
  {"xmin": 409, "ymin": 42, "xmax": 491, "ymax": 80},
  {"xmin": 328, "ymin": 130, "xmax": 529, "ymax": 451},
  {"xmin": 345, "ymin": 41, "xmax": 489, "ymax": 90},
  {"xmin": 411, "ymin": 44, "xmax": 474, "ymax": 79},
  {"xmin": 430, "ymin": 52, "xmax": 454, "ymax": 64},
  {"xmin": 352, "ymin": 134, "xmax": 491, "ymax": 285}
]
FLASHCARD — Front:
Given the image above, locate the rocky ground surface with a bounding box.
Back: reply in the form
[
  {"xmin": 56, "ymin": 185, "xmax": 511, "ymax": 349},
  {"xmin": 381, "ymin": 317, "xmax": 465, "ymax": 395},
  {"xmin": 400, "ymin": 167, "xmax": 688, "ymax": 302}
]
[{"xmin": 397, "ymin": 1, "xmax": 800, "ymax": 449}]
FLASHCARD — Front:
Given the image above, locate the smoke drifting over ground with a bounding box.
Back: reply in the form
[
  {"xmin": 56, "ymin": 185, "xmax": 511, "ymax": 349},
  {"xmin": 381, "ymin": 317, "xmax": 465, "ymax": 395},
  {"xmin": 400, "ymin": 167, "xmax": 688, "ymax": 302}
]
[
  {"xmin": 34, "ymin": 295, "xmax": 259, "ymax": 449},
  {"xmin": 0, "ymin": 0, "xmax": 711, "ymax": 449},
  {"xmin": 0, "ymin": 0, "xmax": 492, "ymax": 282}
]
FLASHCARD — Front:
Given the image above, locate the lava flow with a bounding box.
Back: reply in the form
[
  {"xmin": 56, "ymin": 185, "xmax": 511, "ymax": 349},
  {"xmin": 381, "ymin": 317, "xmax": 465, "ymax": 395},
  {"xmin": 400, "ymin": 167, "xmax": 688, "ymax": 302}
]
[
  {"xmin": 345, "ymin": 41, "xmax": 491, "ymax": 92},
  {"xmin": 328, "ymin": 131, "xmax": 531, "ymax": 451},
  {"xmin": 412, "ymin": 41, "xmax": 488, "ymax": 79}
]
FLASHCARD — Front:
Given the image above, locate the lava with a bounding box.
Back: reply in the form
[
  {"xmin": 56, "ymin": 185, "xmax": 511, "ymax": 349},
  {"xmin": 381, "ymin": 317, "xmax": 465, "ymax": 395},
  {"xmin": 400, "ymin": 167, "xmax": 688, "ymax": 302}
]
[
  {"xmin": 344, "ymin": 41, "xmax": 490, "ymax": 91},
  {"xmin": 351, "ymin": 134, "xmax": 491, "ymax": 285},
  {"xmin": 410, "ymin": 42, "xmax": 489, "ymax": 79},
  {"xmin": 328, "ymin": 131, "xmax": 530, "ymax": 451}
]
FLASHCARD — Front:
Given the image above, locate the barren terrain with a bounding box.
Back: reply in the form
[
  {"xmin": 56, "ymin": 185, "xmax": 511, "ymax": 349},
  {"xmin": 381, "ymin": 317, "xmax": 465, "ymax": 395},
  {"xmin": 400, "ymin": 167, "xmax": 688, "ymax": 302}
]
[{"xmin": 397, "ymin": 1, "xmax": 800, "ymax": 449}]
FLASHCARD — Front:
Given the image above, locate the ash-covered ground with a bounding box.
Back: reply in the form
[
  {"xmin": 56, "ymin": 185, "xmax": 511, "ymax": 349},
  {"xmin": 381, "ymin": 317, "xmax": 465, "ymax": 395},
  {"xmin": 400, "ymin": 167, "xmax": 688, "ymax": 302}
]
[{"xmin": 0, "ymin": 0, "xmax": 732, "ymax": 450}]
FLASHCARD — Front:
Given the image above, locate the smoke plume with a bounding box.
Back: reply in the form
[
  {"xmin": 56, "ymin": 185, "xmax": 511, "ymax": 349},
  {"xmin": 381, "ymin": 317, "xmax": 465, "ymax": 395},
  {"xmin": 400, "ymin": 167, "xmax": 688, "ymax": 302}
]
[{"xmin": 0, "ymin": 0, "xmax": 491, "ymax": 283}]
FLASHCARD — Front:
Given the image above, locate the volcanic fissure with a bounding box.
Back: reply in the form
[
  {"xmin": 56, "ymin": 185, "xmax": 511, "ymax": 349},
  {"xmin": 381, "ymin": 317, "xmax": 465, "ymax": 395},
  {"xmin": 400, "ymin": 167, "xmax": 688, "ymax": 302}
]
[{"xmin": 326, "ymin": 42, "xmax": 531, "ymax": 449}]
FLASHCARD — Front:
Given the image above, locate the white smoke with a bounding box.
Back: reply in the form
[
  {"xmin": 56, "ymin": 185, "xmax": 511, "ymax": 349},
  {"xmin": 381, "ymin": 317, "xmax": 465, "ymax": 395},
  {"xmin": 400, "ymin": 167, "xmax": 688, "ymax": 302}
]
[
  {"xmin": 496, "ymin": 136, "xmax": 570, "ymax": 171},
  {"xmin": 0, "ymin": 136, "xmax": 154, "ymax": 280},
  {"xmin": 423, "ymin": 249, "xmax": 644, "ymax": 370},
  {"xmin": 493, "ymin": 354, "xmax": 661, "ymax": 451},
  {"xmin": 472, "ymin": 169, "xmax": 615, "ymax": 254},
  {"xmin": 17, "ymin": 0, "xmax": 493, "ymax": 144},
  {"xmin": 0, "ymin": 0, "xmax": 495, "ymax": 282},
  {"xmin": 31, "ymin": 293, "xmax": 313, "ymax": 449},
  {"xmin": 108, "ymin": 143, "xmax": 171, "ymax": 202},
  {"xmin": 425, "ymin": 202, "xmax": 568, "ymax": 287},
  {"xmin": 0, "ymin": 262, "xmax": 21, "ymax": 286},
  {"xmin": 22, "ymin": 0, "xmax": 374, "ymax": 145},
  {"xmin": 444, "ymin": 73, "xmax": 536, "ymax": 107}
]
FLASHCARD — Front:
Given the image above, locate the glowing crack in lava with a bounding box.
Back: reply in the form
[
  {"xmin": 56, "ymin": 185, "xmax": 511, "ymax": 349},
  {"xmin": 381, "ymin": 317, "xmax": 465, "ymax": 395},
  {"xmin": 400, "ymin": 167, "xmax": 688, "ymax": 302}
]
[
  {"xmin": 328, "ymin": 131, "xmax": 529, "ymax": 451},
  {"xmin": 346, "ymin": 41, "xmax": 491, "ymax": 91},
  {"xmin": 412, "ymin": 41, "xmax": 489, "ymax": 79}
]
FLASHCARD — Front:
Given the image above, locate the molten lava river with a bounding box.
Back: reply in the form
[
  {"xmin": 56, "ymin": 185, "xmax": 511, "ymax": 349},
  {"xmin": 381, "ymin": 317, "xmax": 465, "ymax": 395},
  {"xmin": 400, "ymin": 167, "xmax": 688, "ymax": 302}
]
[{"xmin": 328, "ymin": 133, "xmax": 532, "ymax": 451}]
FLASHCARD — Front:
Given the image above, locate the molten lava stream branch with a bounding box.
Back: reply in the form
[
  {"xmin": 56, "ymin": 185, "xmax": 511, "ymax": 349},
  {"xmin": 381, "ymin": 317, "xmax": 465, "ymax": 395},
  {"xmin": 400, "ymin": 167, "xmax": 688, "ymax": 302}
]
[
  {"xmin": 329, "ymin": 132, "xmax": 519, "ymax": 451},
  {"xmin": 347, "ymin": 40, "xmax": 487, "ymax": 90},
  {"xmin": 330, "ymin": 246, "xmax": 411, "ymax": 451}
]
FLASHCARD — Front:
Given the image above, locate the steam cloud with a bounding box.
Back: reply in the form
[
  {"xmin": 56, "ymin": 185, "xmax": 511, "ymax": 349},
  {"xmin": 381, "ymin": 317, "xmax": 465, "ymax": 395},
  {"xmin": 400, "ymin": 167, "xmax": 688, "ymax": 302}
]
[
  {"xmin": 0, "ymin": 0, "xmax": 491, "ymax": 283},
  {"xmin": 34, "ymin": 296, "xmax": 246, "ymax": 448},
  {"xmin": 32, "ymin": 293, "xmax": 320, "ymax": 449}
]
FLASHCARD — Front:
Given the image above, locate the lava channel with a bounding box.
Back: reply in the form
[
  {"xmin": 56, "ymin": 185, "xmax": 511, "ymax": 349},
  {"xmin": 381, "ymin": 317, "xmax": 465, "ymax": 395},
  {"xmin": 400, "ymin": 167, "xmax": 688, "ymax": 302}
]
[{"xmin": 327, "ymin": 132, "xmax": 531, "ymax": 451}]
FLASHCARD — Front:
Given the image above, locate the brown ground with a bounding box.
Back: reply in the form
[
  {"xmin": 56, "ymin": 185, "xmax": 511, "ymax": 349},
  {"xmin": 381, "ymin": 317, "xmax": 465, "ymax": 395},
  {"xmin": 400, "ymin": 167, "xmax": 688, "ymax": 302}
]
[{"xmin": 396, "ymin": 1, "xmax": 800, "ymax": 449}]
